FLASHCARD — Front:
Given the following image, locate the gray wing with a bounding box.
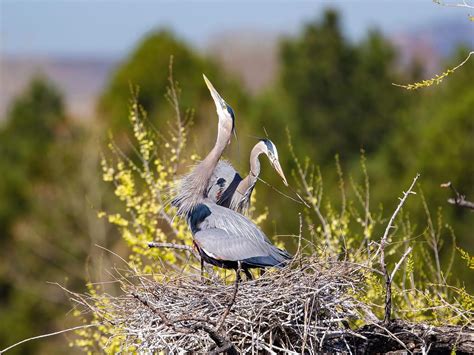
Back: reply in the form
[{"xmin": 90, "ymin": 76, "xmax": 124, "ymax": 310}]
[
  {"xmin": 194, "ymin": 201, "xmax": 291, "ymax": 263},
  {"xmin": 207, "ymin": 160, "xmax": 238, "ymax": 203},
  {"xmin": 194, "ymin": 228, "xmax": 267, "ymax": 261}
]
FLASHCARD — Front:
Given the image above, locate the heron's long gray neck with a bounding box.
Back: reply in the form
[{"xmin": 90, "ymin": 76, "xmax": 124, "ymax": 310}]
[
  {"xmin": 175, "ymin": 120, "xmax": 231, "ymax": 217},
  {"xmin": 237, "ymin": 146, "xmax": 262, "ymax": 195},
  {"xmin": 195, "ymin": 124, "xmax": 230, "ymax": 196}
]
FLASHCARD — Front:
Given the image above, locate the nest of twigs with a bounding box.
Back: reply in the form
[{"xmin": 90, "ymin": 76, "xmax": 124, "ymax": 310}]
[{"xmin": 72, "ymin": 254, "xmax": 377, "ymax": 353}]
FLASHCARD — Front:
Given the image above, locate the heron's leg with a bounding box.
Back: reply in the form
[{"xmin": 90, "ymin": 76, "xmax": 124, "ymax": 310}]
[
  {"xmin": 235, "ymin": 261, "xmax": 242, "ymax": 283},
  {"xmin": 244, "ymin": 268, "xmax": 253, "ymax": 281},
  {"xmin": 200, "ymin": 257, "xmax": 205, "ymax": 282},
  {"xmin": 217, "ymin": 262, "xmax": 241, "ymax": 331}
]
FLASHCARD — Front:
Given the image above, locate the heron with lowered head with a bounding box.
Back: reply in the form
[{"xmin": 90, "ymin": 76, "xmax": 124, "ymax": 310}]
[{"xmin": 207, "ymin": 138, "xmax": 287, "ymax": 215}]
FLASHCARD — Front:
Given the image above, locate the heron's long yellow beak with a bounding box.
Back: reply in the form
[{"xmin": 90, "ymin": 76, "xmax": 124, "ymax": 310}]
[
  {"xmin": 272, "ymin": 159, "xmax": 288, "ymax": 186},
  {"xmin": 203, "ymin": 74, "xmax": 225, "ymax": 109}
]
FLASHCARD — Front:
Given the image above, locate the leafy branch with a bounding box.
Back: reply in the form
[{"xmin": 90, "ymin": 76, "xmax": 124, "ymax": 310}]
[{"xmin": 393, "ymin": 51, "xmax": 474, "ymax": 90}]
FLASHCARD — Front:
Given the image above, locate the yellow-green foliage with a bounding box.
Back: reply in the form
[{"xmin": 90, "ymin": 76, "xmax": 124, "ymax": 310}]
[
  {"xmin": 393, "ymin": 51, "xmax": 473, "ymax": 90},
  {"xmin": 98, "ymin": 97, "xmax": 189, "ymax": 271},
  {"xmin": 288, "ymin": 132, "xmax": 473, "ymax": 325},
  {"xmin": 458, "ymin": 247, "xmax": 474, "ymax": 269},
  {"xmin": 394, "ymin": 68, "xmax": 455, "ymax": 90},
  {"xmin": 72, "ymin": 283, "xmax": 131, "ymax": 354}
]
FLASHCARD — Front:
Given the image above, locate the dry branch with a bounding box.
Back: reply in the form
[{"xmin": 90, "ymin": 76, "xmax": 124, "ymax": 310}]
[
  {"xmin": 65, "ymin": 251, "xmax": 474, "ymax": 354},
  {"xmin": 148, "ymin": 241, "xmax": 199, "ymax": 258},
  {"xmin": 441, "ymin": 181, "xmax": 474, "ymax": 211},
  {"xmin": 378, "ymin": 174, "xmax": 419, "ymax": 325},
  {"xmin": 350, "ymin": 320, "xmax": 474, "ymax": 354},
  {"xmin": 70, "ymin": 256, "xmax": 371, "ymax": 353}
]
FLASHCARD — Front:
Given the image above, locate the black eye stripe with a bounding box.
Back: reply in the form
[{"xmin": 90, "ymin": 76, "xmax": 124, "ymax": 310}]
[
  {"xmin": 226, "ymin": 105, "xmax": 235, "ymax": 130},
  {"xmin": 261, "ymin": 139, "xmax": 275, "ymax": 155},
  {"xmin": 226, "ymin": 105, "xmax": 235, "ymax": 119}
]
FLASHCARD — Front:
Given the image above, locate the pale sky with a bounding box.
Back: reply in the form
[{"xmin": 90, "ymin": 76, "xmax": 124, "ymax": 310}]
[{"xmin": 1, "ymin": 0, "xmax": 470, "ymax": 58}]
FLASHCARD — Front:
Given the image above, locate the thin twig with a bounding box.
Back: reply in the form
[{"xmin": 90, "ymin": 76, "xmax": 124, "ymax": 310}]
[
  {"xmin": 256, "ymin": 176, "xmax": 309, "ymax": 207},
  {"xmin": 433, "ymin": 0, "xmax": 474, "ymax": 9},
  {"xmin": 390, "ymin": 247, "xmax": 413, "ymax": 282},
  {"xmin": 378, "ymin": 174, "xmax": 420, "ymax": 325},
  {"xmin": 393, "ymin": 51, "xmax": 474, "ymax": 90},
  {"xmin": 148, "ymin": 241, "xmax": 200, "ymax": 259},
  {"xmin": 287, "ymin": 127, "xmax": 331, "ymax": 244},
  {"xmin": 0, "ymin": 324, "xmax": 101, "ymax": 354},
  {"xmin": 216, "ymin": 262, "xmax": 242, "ymax": 332}
]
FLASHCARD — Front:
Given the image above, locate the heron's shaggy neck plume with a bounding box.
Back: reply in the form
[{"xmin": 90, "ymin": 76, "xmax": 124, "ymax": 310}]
[{"xmin": 174, "ymin": 121, "xmax": 231, "ymax": 217}]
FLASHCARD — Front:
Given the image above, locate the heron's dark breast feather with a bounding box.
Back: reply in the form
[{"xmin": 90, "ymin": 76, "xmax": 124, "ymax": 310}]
[
  {"xmin": 217, "ymin": 173, "xmax": 242, "ymax": 208},
  {"xmin": 188, "ymin": 204, "xmax": 211, "ymax": 233}
]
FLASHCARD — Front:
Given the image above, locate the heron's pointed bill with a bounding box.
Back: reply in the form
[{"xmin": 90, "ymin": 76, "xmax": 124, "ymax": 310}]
[
  {"xmin": 203, "ymin": 74, "xmax": 226, "ymax": 110},
  {"xmin": 272, "ymin": 159, "xmax": 288, "ymax": 186}
]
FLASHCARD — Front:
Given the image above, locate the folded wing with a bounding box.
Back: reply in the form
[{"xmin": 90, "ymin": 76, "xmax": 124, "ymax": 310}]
[{"xmin": 193, "ymin": 201, "xmax": 291, "ymax": 267}]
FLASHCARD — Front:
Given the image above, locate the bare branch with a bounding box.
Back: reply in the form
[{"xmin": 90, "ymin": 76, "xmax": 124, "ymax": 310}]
[
  {"xmin": 441, "ymin": 181, "xmax": 474, "ymax": 210},
  {"xmin": 0, "ymin": 324, "xmax": 101, "ymax": 354},
  {"xmin": 216, "ymin": 262, "xmax": 242, "ymax": 332},
  {"xmin": 377, "ymin": 174, "xmax": 420, "ymax": 260},
  {"xmin": 433, "ymin": 0, "xmax": 474, "ymax": 9},
  {"xmin": 393, "ymin": 51, "xmax": 474, "ymax": 90},
  {"xmin": 287, "ymin": 127, "xmax": 332, "ymax": 245},
  {"xmin": 390, "ymin": 246, "xmax": 413, "ymax": 281},
  {"xmin": 378, "ymin": 174, "xmax": 420, "ymax": 325},
  {"xmin": 448, "ymin": 197, "xmax": 474, "ymax": 210},
  {"xmin": 148, "ymin": 241, "xmax": 200, "ymax": 260}
]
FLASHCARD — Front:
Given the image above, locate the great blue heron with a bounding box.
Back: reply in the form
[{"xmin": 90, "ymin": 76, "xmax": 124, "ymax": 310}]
[
  {"xmin": 207, "ymin": 138, "xmax": 287, "ymax": 215},
  {"xmin": 173, "ymin": 75, "xmax": 291, "ymax": 278}
]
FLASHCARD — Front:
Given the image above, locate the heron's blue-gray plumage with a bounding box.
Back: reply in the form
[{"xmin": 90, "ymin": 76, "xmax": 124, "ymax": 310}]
[
  {"xmin": 174, "ymin": 75, "xmax": 291, "ymax": 273},
  {"xmin": 189, "ymin": 200, "xmax": 291, "ymax": 268}
]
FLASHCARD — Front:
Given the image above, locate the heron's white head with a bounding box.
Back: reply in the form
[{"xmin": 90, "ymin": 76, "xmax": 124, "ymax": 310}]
[
  {"xmin": 203, "ymin": 74, "xmax": 235, "ymax": 144},
  {"xmin": 258, "ymin": 139, "xmax": 288, "ymax": 186}
]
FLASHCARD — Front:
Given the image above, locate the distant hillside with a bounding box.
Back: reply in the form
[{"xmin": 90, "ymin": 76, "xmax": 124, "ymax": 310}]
[
  {"xmin": 0, "ymin": 57, "xmax": 117, "ymax": 120},
  {"xmin": 1, "ymin": 18, "xmax": 471, "ymax": 121},
  {"xmin": 391, "ymin": 18, "xmax": 473, "ymax": 75},
  {"xmin": 208, "ymin": 19, "xmax": 473, "ymax": 92},
  {"xmin": 208, "ymin": 30, "xmax": 280, "ymax": 94}
]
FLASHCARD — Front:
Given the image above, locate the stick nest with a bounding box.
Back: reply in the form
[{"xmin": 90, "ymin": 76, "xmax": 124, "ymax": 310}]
[{"xmin": 73, "ymin": 254, "xmax": 376, "ymax": 353}]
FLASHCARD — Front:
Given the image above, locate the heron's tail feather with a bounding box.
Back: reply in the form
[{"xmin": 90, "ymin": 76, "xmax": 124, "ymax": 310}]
[{"xmin": 243, "ymin": 247, "xmax": 292, "ymax": 269}]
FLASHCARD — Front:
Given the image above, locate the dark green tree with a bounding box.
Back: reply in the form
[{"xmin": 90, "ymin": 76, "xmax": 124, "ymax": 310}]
[
  {"xmin": 0, "ymin": 77, "xmax": 65, "ymax": 237},
  {"xmin": 0, "ymin": 78, "xmax": 116, "ymax": 354},
  {"xmin": 0, "ymin": 77, "xmax": 67, "ymax": 353},
  {"xmin": 278, "ymin": 10, "xmax": 410, "ymax": 165},
  {"xmin": 99, "ymin": 30, "xmax": 247, "ymax": 138}
]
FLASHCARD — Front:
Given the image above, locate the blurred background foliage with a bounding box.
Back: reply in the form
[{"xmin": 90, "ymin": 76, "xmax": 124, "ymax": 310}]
[
  {"xmin": 0, "ymin": 9, "xmax": 472, "ymax": 354},
  {"xmin": 98, "ymin": 30, "xmax": 248, "ymax": 139}
]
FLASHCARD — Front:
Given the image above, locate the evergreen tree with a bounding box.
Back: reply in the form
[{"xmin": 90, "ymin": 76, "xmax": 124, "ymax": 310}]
[
  {"xmin": 279, "ymin": 10, "xmax": 410, "ymax": 164},
  {"xmin": 99, "ymin": 30, "xmax": 247, "ymax": 136},
  {"xmin": 0, "ymin": 77, "xmax": 65, "ymax": 238}
]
